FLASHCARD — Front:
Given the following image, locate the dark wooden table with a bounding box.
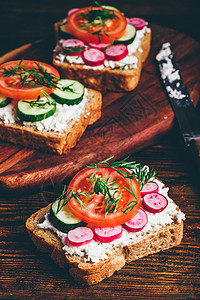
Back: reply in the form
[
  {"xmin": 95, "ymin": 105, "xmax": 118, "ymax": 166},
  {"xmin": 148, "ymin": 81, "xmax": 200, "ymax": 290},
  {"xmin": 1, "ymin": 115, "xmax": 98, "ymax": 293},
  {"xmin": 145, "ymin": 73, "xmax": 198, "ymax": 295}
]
[{"xmin": 0, "ymin": 1, "xmax": 200, "ymax": 299}]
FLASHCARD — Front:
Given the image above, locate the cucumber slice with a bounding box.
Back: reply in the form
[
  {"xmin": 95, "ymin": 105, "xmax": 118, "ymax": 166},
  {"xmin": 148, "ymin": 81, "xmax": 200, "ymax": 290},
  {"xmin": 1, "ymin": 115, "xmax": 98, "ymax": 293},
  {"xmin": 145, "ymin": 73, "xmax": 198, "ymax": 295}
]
[
  {"xmin": 17, "ymin": 97, "xmax": 56, "ymax": 122},
  {"xmin": 0, "ymin": 94, "xmax": 11, "ymax": 108},
  {"xmin": 50, "ymin": 199, "xmax": 87, "ymax": 233},
  {"xmin": 59, "ymin": 22, "xmax": 74, "ymax": 39},
  {"xmin": 115, "ymin": 24, "xmax": 137, "ymax": 45},
  {"xmin": 52, "ymin": 79, "xmax": 85, "ymax": 105}
]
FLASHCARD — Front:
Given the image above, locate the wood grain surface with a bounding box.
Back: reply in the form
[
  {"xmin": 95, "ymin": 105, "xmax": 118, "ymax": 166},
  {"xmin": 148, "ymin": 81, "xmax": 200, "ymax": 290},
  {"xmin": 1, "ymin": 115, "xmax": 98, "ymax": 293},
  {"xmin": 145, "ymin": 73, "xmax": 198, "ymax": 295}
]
[
  {"xmin": 0, "ymin": 1, "xmax": 200, "ymax": 299},
  {"xmin": 0, "ymin": 24, "xmax": 200, "ymax": 193}
]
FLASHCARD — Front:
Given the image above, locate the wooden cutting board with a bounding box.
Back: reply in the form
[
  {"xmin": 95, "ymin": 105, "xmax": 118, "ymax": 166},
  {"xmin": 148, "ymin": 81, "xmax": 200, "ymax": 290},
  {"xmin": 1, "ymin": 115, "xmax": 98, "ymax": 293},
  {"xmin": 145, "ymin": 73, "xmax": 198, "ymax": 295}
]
[{"xmin": 0, "ymin": 24, "xmax": 200, "ymax": 192}]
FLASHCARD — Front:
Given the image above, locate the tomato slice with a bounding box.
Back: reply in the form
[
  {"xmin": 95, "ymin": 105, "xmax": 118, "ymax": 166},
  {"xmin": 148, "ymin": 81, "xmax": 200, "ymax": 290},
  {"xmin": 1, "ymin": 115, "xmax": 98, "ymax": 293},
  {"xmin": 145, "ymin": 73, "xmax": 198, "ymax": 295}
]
[
  {"xmin": 67, "ymin": 167, "xmax": 141, "ymax": 227},
  {"xmin": 67, "ymin": 6, "xmax": 127, "ymax": 44},
  {"xmin": 0, "ymin": 60, "xmax": 60, "ymax": 100}
]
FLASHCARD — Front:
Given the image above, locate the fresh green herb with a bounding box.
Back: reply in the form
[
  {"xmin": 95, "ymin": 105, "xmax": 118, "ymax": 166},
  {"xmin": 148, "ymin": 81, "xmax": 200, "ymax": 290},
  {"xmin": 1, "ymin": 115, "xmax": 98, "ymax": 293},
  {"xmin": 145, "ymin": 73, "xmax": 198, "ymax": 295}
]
[
  {"xmin": 131, "ymin": 164, "xmax": 156, "ymax": 190},
  {"xmin": 56, "ymin": 187, "xmax": 89, "ymax": 214},
  {"xmin": 63, "ymin": 46, "xmax": 85, "ymax": 54},
  {"xmin": 92, "ymin": 175, "xmax": 122, "ymax": 217},
  {"xmin": 61, "ymin": 82, "xmax": 78, "ymax": 93},
  {"xmin": 22, "ymin": 90, "xmax": 55, "ymax": 109},
  {"xmin": 0, "ymin": 60, "xmax": 59, "ymax": 89},
  {"xmin": 76, "ymin": 3, "xmax": 118, "ymax": 42},
  {"xmin": 88, "ymin": 156, "xmax": 156, "ymax": 190},
  {"xmin": 56, "ymin": 156, "xmax": 156, "ymax": 216},
  {"xmin": 56, "ymin": 185, "xmax": 67, "ymax": 212}
]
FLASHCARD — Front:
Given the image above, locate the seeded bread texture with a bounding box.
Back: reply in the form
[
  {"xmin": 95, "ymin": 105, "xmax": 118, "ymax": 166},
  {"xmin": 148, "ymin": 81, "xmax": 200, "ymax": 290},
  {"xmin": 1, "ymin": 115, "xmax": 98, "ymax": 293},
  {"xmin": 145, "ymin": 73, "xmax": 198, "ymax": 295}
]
[
  {"xmin": 0, "ymin": 88, "xmax": 102, "ymax": 155},
  {"xmin": 26, "ymin": 202, "xmax": 184, "ymax": 285},
  {"xmin": 53, "ymin": 21, "xmax": 151, "ymax": 93}
]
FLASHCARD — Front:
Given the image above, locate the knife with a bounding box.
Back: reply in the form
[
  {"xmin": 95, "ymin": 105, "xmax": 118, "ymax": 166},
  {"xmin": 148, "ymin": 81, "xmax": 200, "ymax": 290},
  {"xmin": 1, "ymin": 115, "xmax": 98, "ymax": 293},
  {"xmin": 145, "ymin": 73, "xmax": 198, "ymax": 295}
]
[{"xmin": 156, "ymin": 42, "xmax": 200, "ymax": 173}]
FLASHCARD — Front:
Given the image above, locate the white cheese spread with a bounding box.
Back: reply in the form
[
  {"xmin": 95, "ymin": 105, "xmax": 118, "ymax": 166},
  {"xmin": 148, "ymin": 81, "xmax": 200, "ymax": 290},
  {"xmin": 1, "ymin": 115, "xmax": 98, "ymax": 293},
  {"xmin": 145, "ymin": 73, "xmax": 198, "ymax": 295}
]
[
  {"xmin": 0, "ymin": 89, "xmax": 90, "ymax": 134},
  {"xmin": 55, "ymin": 26, "xmax": 151, "ymax": 70},
  {"xmin": 38, "ymin": 178, "xmax": 185, "ymax": 264}
]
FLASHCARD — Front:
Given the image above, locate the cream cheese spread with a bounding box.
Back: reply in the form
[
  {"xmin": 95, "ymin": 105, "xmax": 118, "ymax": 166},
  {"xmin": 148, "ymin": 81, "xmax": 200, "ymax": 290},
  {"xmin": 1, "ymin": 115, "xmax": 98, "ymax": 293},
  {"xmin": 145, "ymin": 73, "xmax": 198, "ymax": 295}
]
[
  {"xmin": 54, "ymin": 26, "xmax": 151, "ymax": 70},
  {"xmin": 0, "ymin": 89, "xmax": 90, "ymax": 134},
  {"xmin": 38, "ymin": 178, "xmax": 185, "ymax": 264}
]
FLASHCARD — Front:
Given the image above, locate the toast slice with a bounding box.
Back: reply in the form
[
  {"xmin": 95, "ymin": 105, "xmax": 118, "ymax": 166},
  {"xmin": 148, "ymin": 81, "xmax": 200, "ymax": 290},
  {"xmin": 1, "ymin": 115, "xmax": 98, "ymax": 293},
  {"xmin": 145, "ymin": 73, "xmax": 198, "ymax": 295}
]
[
  {"xmin": 26, "ymin": 179, "xmax": 185, "ymax": 285},
  {"xmin": 0, "ymin": 88, "xmax": 102, "ymax": 155},
  {"xmin": 53, "ymin": 20, "xmax": 151, "ymax": 93}
]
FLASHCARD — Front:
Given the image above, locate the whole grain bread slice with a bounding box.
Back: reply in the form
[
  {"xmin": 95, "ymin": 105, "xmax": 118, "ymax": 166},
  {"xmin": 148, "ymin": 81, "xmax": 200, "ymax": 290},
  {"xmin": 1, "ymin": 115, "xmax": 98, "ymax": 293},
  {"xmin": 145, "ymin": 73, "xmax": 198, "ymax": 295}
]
[
  {"xmin": 26, "ymin": 202, "xmax": 184, "ymax": 285},
  {"xmin": 53, "ymin": 21, "xmax": 151, "ymax": 93},
  {"xmin": 0, "ymin": 88, "xmax": 102, "ymax": 155}
]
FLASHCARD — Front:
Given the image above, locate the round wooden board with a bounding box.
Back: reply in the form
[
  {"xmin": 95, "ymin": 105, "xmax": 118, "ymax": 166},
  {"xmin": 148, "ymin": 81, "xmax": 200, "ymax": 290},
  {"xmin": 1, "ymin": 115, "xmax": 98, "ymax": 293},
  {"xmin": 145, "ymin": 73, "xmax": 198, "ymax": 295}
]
[{"xmin": 0, "ymin": 24, "xmax": 200, "ymax": 192}]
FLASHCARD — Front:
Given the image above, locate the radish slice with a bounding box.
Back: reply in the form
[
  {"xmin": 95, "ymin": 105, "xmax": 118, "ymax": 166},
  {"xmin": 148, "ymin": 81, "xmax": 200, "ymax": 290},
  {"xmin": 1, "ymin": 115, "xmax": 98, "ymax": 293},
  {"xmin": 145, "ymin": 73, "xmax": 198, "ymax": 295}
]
[
  {"xmin": 82, "ymin": 48, "xmax": 105, "ymax": 66},
  {"xmin": 143, "ymin": 192, "xmax": 168, "ymax": 213},
  {"xmin": 67, "ymin": 227, "xmax": 94, "ymax": 247},
  {"xmin": 62, "ymin": 39, "xmax": 85, "ymax": 56},
  {"xmin": 127, "ymin": 18, "xmax": 147, "ymax": 30},
  {"xmin": 94, "ymin": 225, "xmax": 123, "ymax": 243},
  {"xmin": 105, "ymin": 44, "xmax": 128, "ymax": 61},
  {"xmin": 123, "ymin": 208, "xmax": 148, "ymax": 232},
  {"xmin": 141, "ymin": 182, "xmax": 159, "ymax": 197},
  {"xmin": 88, "ymin": 43, "xmax": 110, "ymax": 50},
  {"xmin": 67, "ymin": 8, "xmax": 80, "ymax": 17}
]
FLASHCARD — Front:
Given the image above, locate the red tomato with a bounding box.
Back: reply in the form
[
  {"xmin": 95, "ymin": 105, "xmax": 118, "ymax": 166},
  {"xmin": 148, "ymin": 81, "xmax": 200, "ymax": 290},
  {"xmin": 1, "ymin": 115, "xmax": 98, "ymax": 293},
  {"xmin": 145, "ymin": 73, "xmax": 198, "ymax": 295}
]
[
  {"xmin": 0, "ymin": 60, "xmax": 60, "ymax": 100},
  {"xmin": 67, "ymin": 167, "xmax": 141, "ymax": 227},
  {"xmin": 67, "ymin": 6, "xmax": 127, "ymax": 44}
]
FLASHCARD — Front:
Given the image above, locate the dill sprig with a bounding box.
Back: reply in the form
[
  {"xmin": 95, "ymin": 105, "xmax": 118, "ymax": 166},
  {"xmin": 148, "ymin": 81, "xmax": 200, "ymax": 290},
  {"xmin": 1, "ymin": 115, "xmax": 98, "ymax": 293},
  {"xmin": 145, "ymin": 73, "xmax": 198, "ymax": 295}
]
[
  {"xmin": 56, "ymin": 186, "xmax": 89, "ymax": 214},
  {"xmin": 0, "ymin": 60, "xmax": 59, "ymax": 89},
  {"xmin": 22, "ymin": 90, "xmax": 56, "ymax": 109},
  {"xmin": 88, "ymin": 156, "xmax": 156, "ymax": 190},
  {"xmin": 63, "ymin": 46, "xmax": 85, "ymax": 54},
  {"xmin": 93, "ymin": 176, "xmax": 122, "ymax": 217},
  {"xmin": 132, "ymin": 165, "xmax": 156, "ymax": 190},
  {"xmin": 61, "ymin": 82, "xmax": 78, "ymax": 93},
  {"xmin": 56, "ymin": 156, "xmax": 156, "ymax": 216},
  {"xmin": 76, "ymin": 3, "xmax": 118, "ymax": 42}
]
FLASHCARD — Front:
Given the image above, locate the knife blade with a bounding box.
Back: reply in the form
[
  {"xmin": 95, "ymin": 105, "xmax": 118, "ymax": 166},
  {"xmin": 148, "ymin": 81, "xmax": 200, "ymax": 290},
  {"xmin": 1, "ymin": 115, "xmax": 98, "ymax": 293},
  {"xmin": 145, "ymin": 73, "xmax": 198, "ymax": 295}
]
[{"xmin": 156, "ymin": 42, "xmax": 200, "ymax": 172}]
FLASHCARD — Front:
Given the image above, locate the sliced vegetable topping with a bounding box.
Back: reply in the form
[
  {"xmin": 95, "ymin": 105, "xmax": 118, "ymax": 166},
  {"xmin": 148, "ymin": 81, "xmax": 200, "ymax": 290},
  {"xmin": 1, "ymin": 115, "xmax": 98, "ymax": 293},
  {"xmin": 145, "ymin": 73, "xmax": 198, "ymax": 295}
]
[
  {"xmin": 123, "ymin": 208, "xmax": 148, "ymax": 232},
  {"xmin": 143, "ymin": 192, "xmax": 168, "ymax": 213},
  {"xmin": 67, "ymin": 6, "xmax": 127, "ymax": 44},
  {"xmin": 105, "ymin": 44, "xmax": 128, "ymax": 61},
  {"xmin": 62, "ymin": 39, "xmax": 86, "ymax": 56},
  {"xmin": 141, "ymin": 182, "xmax": 159, "ymax": 197},
  {"xmin": 82, "ymin": 48, "xmax": 105, "ymax": 66},
  {"xmin": 66, "ymin": 162, "xmax": 141, "ymax": 227},
  {"xmin": 50, "ymin": 199, "xmax": 86, "ymax": 233},
  {"xmin": 115, "ymin": 23, "xmax": 137, "ymax": 45},
  {"xmin": 87, "ymin": 42, "xmax": 110, "ymax": 50},
  {"xmin": 127, "ymin": 17, "xmax": 147, "ymax": 30},
  {"xmin": 0, "ymin": 60, "xmax": 60, "ymax": 100},
  {"xmin": 0, "ymin": 94, "xmax": 11, "ymax": 108},
  {"xmin": 94, "ymin": 225, "xmax": 123, "ymax": 243},
  {"xmin": 66, "ymin": 227, "xmax": 94, "ymax": 246},
  {"xmin": 67, "ymin": 7, "xmax": 80, "ymax": 17},
  {"xmin": 17, "ymin": 93, "xmax": 56, "ymax": 122},
  {"xmin": 54, "ymin": 157, "xmax": 156, "ymax": 228},
  {"xmin": 52, "ymin": 79, "xmax": 85, "ymax": 105}
]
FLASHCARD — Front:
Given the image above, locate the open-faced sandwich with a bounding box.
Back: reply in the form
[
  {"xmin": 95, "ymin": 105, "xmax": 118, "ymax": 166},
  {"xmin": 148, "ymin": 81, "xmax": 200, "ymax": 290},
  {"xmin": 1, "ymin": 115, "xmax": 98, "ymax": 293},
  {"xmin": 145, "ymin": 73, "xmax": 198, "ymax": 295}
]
[
  {"xmin": 0, "ymin": 60, "xmax": 102, "ymax": 154},
  {"xmin": 26, "ymin": 157, "xmax": 185, "ymax": 285},
  {"xmin": 53, "ymin": 4, "xmax": 151, "ymax": 93}
]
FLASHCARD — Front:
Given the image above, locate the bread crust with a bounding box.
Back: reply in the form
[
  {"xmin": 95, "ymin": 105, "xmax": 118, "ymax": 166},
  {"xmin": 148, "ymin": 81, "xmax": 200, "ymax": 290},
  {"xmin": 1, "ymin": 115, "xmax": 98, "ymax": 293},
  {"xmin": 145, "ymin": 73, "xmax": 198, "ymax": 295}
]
[
  {"xmin": 0, "ymin": 88, "xmax": 102, "ymax": 155},
  {"xmin": 53, "ymin": 21, "xmax": 151, "ymax": 93},
  {"xmin": 26, "ymin": 202, "xmax": 184, "ymax": 285}
]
